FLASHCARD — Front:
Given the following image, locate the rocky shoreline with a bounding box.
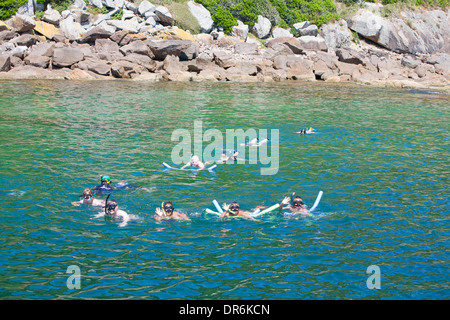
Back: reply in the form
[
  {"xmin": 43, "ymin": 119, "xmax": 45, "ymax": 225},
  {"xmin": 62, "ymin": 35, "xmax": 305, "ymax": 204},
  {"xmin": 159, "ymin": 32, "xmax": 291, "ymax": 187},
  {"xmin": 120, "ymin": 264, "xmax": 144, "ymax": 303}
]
[{"xmin": 0, "ymin": 1, "xmax": 449, "ymax": 91}]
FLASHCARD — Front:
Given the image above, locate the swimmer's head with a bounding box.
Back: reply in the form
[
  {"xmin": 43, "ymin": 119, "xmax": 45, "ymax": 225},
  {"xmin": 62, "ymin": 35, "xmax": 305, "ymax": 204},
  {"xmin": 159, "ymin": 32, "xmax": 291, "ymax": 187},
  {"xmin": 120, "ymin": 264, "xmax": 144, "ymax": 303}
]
[
  {"xmin": 163, "ymin": 201, "xmax": 174, "ymax": 216},
  {"xmin": 105, "ymin": 198, "xmax": 118, "ymax": 216},
  {"xmin": 82, "ymin": 188, "xmax": 93, "ymax": 201},
  {"xmin": 101, "ymin": 175, "xmax": 111, "ymax": 185},
  {"xmin": 229, "ymin": 202, "xmax": 240, "ymax": 215},
  {"xmin": 191, "ymin": 155, "xmax": 200, "ymax": 166},
  {"xmin": 292, "ymin": 196, "xmax": 304, "ymax": 208}
]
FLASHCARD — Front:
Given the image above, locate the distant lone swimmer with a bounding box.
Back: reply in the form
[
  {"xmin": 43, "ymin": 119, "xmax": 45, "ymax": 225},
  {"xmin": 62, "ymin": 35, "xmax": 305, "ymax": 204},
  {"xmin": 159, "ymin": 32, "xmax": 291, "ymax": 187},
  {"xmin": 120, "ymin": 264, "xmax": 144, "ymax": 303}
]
[{"xmin": 181, "ymin": 155, "xmax": 205, "ymax": 170}]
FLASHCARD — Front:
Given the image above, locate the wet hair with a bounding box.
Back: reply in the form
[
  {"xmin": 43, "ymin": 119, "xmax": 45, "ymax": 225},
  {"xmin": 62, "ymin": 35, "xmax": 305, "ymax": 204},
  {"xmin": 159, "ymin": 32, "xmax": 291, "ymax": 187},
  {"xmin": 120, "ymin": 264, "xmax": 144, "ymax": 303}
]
[
  {"xmin": 83, "ymin": 188, "xmax": 93, "ymax": 197},
  {"xmin": 163, "ymin": 201, "xmax": 174, "ymax": 208}
]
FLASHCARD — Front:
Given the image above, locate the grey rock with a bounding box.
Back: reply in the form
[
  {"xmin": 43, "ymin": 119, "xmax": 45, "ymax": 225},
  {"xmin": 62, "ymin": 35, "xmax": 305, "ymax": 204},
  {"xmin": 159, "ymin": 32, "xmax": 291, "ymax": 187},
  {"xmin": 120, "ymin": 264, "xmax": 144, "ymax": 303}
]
[
  {"xmin": 0, "ymin": 55, "xmax": 11, "ymax": 72},
  {"xmin": 146, "ymin": 39, "xmax": 198, "ymax": 61},
  {"xmin": 52, "ymin": 46, "xmax": 85, "ymax": 67},
  {"xmin": 252, "ymin": 15, "xmax": 271, "ymax": 39},
  {"xmin": 187, "ymin": 1, "xmax": 214, "ymax": 33}
]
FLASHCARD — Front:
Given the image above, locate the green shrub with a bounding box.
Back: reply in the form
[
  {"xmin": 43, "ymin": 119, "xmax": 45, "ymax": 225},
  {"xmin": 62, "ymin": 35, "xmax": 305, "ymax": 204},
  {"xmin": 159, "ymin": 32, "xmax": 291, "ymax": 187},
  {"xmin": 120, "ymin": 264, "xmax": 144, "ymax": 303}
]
[
  {"xmin": 211, "ymin": 7, "xmax": 237, "ymax": 34},
  {"xmin": 110, "ymin": 8, "xmax": 123, "ymax": 20},
  {"xmin": 0, "ymin": 0, "xmax": 28, "ymax": 20}
]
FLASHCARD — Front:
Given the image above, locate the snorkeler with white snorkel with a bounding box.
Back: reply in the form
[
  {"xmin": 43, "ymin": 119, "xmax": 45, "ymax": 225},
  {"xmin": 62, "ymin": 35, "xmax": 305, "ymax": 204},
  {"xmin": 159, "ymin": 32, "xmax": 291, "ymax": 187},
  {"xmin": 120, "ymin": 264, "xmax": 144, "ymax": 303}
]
[
  {"xmin": 220, "ymin": 201, "xmax": 257, "ymax": 221},
  {"xmin": 279, "ymin": 192, "xmax": 310, "ymax": 216},
  {"xmin": 153, "ymin": 201, "xmax": 191, "ymax": 221}
]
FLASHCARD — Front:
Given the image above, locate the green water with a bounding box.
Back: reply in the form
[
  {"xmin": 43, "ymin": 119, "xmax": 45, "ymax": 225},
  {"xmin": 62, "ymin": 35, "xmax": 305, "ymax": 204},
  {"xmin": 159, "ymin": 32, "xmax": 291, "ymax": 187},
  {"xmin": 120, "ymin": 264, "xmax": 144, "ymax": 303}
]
[{"xmin": 0, "ymin": 80, "xmax": 448, "ymax": 299}]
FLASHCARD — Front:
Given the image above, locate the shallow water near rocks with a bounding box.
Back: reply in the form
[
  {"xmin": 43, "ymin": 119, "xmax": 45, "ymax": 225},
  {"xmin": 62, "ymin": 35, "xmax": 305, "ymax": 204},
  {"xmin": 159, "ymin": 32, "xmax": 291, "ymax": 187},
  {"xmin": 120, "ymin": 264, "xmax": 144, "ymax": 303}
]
[{"xmin": 0, "ymin": 80, "xmax": 448, "ymax": 299}]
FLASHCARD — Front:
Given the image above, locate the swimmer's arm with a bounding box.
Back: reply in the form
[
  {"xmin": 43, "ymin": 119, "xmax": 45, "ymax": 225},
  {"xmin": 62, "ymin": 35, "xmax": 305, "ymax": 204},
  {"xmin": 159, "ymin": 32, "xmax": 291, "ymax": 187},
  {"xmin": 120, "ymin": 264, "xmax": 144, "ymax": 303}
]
[
  {"xmin": 240, "ymin": 211, "xmax": 257, "ymax": 221},
  {"xmin": 92, "ymin": 199, "xmax": 106, "ymax": 207},
  {"xmin": 219, "ymin": 203, "xmax": 230, "ymax": 218},
  {"xmin": 71, "ymin": 200, "xmax": 82, "ymax": 206},
  {"xmin": 118, "ymin": 211, "xmax": 130, "ymax": 227},
  {"xmin": 94, "ymin": 212, "xmax": 105, "ymax": 219},
  {"xmin": 175, "ymin": 211, "xmax": 191, "ymax": 221},
  {"xmin": 279, "ymin": 197, "xmax": 290, "ymax": 211},
  {"xmin": 180, "ymin": 162, "xmax": 190, "ymax": 170}
]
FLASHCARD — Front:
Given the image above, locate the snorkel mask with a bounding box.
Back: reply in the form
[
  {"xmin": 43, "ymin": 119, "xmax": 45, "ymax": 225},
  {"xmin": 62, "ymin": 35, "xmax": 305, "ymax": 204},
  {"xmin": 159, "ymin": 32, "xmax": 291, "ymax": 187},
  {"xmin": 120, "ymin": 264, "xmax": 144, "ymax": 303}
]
[
  {"xmin": 104, "ymin": 194, "xmax": 117, "ymax": 216},
  {"xmin": 228, "ymin": 202, "xmax": 240, "ymax": 215},
  {"xmin": 292, "ymin": 197, "xmax": 304, "ymax": 208},
  {"xmin": 162, "ymin": 201, "xmax": 174, "ymax": 216},
  {"xmin": 81, "ymin": 188, "xmax": 93, "ymax": 202},
  {"xmin": 101, "ymin": 175, "xmax": 111, "ymax": 185},
  {"xmin": 290, "ymin": 192, "xmax": 304, "ymax": 207}
]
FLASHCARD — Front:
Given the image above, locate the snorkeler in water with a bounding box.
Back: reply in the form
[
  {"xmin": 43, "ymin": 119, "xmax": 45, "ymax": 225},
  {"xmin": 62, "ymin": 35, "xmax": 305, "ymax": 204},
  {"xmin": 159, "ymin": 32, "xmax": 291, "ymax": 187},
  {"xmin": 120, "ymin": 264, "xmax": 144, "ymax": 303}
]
[
  {"xmin": 220, "ymin": 201, "xmax": 256, "ymax": 221},
  {"xmin": 180, "ymin": 155, "xmax": 206, "ymax": 170},
  {"xmin": 297, "ymin": 127, "xmax": 315, "ymax": 134},
  {"xmin": 279, "ymin": 193, "xmax": 309, "ymax": 216},
  {"xmin": 153, "ymin": 201, "xmax": 191, "ymax": 221},
  {"xmin": 92, "ymin": 175, "xmax": 113, "ymax": 194},
  {"xmin": 94, "ymin": 196, "xmax": 130, "ymax": 227},
  {"xmin": 92, "ymin": 175, "xmax": 141, "ymax": 195},
  {"xmin": 218, "ymin": 150, "xmax": 241, "ymax": 163},
  {"xmin": 72, "ymin": 188, "xmax": 105, "ymax": 207}
]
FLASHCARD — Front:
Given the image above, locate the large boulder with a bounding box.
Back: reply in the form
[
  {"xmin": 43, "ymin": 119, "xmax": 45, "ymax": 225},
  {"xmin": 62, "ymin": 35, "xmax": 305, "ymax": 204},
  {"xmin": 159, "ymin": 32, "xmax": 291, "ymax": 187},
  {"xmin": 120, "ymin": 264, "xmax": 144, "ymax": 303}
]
[
  {"xmin": 6, "ymin": 14, "xmax": 36, "ymax": 33},
  {"xmin": 271, "ymin": 26, "xmax": 293, "ymax": 39},
  {"xmin": 138, "ymin": 1, "xmax": 156, "ymax": 16},
  {"xmin": 266, "ymin": 37, "xmax": 305, "ymax": 55},
  {"xmin": 146, "ymin": 39, "xmax": 198, "ymax": 61},
  {"xmin": 335, "ymin": 48, "xmax": 365, "ymax": 65},
  {"xmin": 348, "ymin": 9, "xmax": 449, "ymax": 55},
  {"xmin": 252, "ymin": 15, "xmax": 271, "ymax": 39},
  {"xmin": 120, "ymin": 53, "xmax": 157, "ymax": 72},
  {"xmin": 94, "ymin": 38, "xmax": 123, "ymax": 61},
  {"xmin": 120, "ymin": 40, "xmax": 151, "ymax": 56},
  {"xmin": 10, "ymin": 34, "xmax": 40, "ymax": 47},
  {"xmin": 76, "ymin": 57, "xmax": 111, "ymax": 76},
  {"xmin": 232, "ymin": 21, "xmax": 248, "ymax": 41},
  {"xmin": 320, "ymin": 20, "xmax": 352, "ymax": 50},
  {"xmin": 107, "ymin": 19, "xmax": 140, "ymax": 33},
  {"xmin": 80, "ymin": 26, "xmax": 113, "ymax": 43},
  {"xmin": 24, "ymin": 55, "xmax": 50, "ymax": 68},
  {"xmin": 43, "ymin": 5, "xmax": 62, "ymax": 25},
  {"xmin": 0, "ymin": 55, "xmax": 11, "ymax": 72},
  {"xmin": 59, "ymin": 16, "xmax": 85, "ymax": 41},
  {"xmin": 33, "ymin": 20, "xmax": 62, "ymax": 40},
  {"xmin": 187, "ymin": 1, "xmax": 214, "ymax": 33},
  {"xmin": 154, "ymin": 6, "xmax": 173, "ymax": 26},
  {"xmin": 298, "ymin": 24, "xmax": 318, "ymax": 37},
  {"xmin": 52, "ymin": 46, "xmax": 85, "ymax": 68},
  {"xmin": 297, "ymin": 35, "xmax": 328, "ymax": 52}
]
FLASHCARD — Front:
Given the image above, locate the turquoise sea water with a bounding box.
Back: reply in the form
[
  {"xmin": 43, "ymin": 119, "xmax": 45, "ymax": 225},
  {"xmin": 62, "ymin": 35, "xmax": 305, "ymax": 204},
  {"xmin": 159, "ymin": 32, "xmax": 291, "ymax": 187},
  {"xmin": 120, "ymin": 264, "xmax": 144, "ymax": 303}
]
[{"xmin": 0, "ymin": 80, "xmax": 448, "ymax": 300}]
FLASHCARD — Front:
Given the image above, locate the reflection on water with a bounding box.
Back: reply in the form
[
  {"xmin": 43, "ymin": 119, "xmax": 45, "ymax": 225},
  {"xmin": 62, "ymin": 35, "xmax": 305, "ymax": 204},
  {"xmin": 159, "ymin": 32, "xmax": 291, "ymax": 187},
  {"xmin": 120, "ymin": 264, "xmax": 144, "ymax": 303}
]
[{"xmin": 0, "ymin": 80, "xmax": 448, "ymax": 299}]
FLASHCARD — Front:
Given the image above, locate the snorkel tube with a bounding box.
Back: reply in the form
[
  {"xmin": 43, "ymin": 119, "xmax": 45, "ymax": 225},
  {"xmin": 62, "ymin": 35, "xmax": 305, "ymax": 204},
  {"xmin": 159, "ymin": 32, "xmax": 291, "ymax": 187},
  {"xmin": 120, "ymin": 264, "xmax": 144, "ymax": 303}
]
[{"xmin": 104, "ymin": 193, "xmax": 111, "ymax": 215}]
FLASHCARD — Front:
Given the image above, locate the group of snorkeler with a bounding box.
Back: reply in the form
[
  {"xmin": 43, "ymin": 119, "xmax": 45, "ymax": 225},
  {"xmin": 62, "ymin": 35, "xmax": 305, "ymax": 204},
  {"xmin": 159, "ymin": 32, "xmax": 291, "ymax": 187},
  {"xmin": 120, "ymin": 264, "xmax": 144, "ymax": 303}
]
[{"xmin": 73, "ymin": 175, "xmax": 311, "ymax": 226}]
